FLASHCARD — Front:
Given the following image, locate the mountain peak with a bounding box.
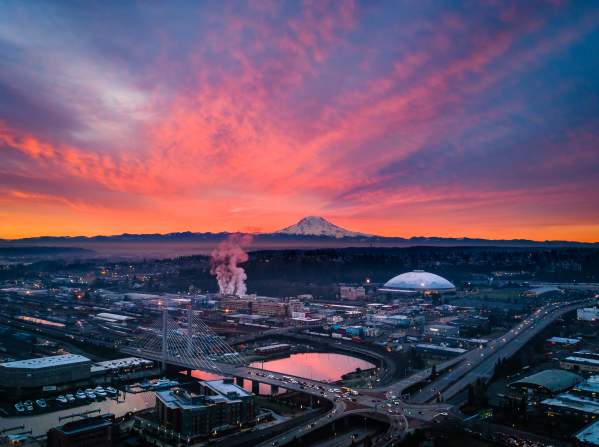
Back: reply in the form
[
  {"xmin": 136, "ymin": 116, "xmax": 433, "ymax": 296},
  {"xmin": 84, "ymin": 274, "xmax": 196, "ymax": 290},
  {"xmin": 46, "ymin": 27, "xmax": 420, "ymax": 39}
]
[{"xmin": 276, "ymin": 216, "xmax": 369, "ymax": 238}]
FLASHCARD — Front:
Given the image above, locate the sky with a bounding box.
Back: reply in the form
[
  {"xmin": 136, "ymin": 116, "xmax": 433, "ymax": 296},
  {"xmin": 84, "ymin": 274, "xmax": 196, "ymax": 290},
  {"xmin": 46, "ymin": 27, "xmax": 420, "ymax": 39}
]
[{"xmin": 1, "ymin": 1, "xmax": 599, "ymax": 241}]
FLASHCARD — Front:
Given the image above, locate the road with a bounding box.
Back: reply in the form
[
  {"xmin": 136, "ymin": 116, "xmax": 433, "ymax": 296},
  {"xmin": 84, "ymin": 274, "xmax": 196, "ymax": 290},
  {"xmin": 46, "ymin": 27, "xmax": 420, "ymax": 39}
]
[
  {"xmin": 124, "ymin": 298, "xmax": 595, "ymax": 446},
  {"xmin": 409, "ymin": 299, "xmax": 594, "ymax": 404}
]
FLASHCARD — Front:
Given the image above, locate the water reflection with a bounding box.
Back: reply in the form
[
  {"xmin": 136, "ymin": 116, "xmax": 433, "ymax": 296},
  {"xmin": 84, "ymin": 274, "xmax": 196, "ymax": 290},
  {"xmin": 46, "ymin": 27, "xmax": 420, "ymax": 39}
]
[
  {"xmin": 0, "ymin": 353, "xmax": 372, "ymax": 437},
  {"xmin": 0, "ymin": 391, "xmax": 155, "ymax": 437},
  {"xmin": 192, "ymin": 352, "xmax": 374, "ymax": 394}
]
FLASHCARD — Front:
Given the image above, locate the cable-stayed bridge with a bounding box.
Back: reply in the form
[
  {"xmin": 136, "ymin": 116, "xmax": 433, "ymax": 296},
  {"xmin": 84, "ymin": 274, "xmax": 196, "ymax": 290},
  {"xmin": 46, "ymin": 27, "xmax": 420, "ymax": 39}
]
[{"xmin": 120, "ymin": 307, "xmax": 245, "ymax": 374}]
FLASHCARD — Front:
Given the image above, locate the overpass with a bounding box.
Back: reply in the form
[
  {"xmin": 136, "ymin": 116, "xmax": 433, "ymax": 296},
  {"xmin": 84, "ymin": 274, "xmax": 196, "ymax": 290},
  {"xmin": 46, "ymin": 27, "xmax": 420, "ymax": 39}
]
[
  {"xmin": 122, "ymin": 298, "xmax": 595, "ymax": 446},
  {"xmin": 408, "ymin": 299, "xmax": 596, "ymax": 404}
]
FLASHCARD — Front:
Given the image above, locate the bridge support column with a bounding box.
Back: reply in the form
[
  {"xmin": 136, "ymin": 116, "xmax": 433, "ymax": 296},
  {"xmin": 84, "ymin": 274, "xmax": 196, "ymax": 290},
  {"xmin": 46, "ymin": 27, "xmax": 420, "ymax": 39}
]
[
  {"xmin": 271, "ymin": 384, "xmax": 279, "ymax": 395},
  {"xmin": 309, "ymin": 395, "xmax": 314, "ymax": 408},
  {"xmin": 235, "ymin": 376, "xmax": 244, "ymax": 387},
  {"xmin": 252, "ymin": 380, "xmax": 260, "ymax": 395},
  {"xmin": 161, "ymin": 307, "xmax": 168, "ymax": 372}
]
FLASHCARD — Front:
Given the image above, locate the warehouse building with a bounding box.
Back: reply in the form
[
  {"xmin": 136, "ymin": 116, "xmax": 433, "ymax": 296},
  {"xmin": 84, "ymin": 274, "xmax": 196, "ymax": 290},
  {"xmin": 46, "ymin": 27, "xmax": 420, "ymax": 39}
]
[
  {"xmin": 509, "ymin": 369, "xmax": 582, "ymax": 395},
  {"xmin": 0, "ymin": 354, "xmax": 91, "ymax": 392}
]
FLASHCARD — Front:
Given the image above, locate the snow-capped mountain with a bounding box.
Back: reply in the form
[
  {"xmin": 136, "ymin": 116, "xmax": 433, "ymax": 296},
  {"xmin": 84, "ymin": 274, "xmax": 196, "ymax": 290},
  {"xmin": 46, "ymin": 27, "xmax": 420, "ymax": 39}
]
[{"xmin": 276, "ymin": 216, "xmax": 369, "ymax": 238}]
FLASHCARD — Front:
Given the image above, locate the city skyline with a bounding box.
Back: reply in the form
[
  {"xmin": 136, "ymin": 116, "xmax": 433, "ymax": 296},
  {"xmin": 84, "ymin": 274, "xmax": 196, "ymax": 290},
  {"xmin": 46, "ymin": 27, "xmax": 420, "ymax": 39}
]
[{"xmin": 1, "ymin": 1, "xmax": 599, "ymax": 241}]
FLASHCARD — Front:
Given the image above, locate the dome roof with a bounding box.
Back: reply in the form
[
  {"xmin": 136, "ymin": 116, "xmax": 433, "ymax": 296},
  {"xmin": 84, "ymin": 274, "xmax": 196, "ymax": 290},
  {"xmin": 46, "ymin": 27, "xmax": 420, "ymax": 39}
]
[{"xmin": 383, "ymin": 270, "xmax": 455, "ymax": 292}]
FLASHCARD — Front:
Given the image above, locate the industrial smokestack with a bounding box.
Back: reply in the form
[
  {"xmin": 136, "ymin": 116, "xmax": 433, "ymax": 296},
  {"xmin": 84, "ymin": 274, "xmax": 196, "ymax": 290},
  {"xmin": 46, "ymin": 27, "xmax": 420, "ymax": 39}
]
[{"xmin": 210, "ymin": 233, "xmax": 252, "ymax": 296}]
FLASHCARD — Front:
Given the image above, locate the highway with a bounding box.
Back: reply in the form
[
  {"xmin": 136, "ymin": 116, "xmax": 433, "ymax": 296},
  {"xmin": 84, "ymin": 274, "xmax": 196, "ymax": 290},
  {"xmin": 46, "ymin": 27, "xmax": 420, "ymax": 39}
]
[
  {"xmin": 124, "ymin": 298, "xmax": 595, "ymax": 446},
  {"xmin": 410, "ymin": 299, "xmax": 595, "ymax": 404}
]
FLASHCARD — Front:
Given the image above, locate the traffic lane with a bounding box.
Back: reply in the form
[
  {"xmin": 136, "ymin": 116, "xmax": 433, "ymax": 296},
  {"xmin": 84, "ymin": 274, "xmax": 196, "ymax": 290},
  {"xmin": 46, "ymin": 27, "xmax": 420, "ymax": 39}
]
[{"xmin": 413, "ymin": 302, "xmax": 581, "ymax": 400}]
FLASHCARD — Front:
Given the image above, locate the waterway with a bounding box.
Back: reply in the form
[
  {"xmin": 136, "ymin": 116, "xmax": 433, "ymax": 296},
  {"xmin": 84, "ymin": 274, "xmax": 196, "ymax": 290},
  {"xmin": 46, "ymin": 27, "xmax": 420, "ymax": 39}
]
[
  {"xmin": 0, "ymin": 352, "xmax": 373, "ymax": 437},
  {"xmin": 0, "ymin": 390, "xmax": 155, "ymax": 437},
  {"xmin": 192, "ymin": 352, "xmax": 375, "ymax": 393}
]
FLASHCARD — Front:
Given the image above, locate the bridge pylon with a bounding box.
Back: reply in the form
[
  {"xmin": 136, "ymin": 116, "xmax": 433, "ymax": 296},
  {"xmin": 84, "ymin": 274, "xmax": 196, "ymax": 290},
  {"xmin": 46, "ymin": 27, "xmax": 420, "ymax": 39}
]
[{"xmin": 122, "ymin": 303, "xmax": 245, "ymax": 375}]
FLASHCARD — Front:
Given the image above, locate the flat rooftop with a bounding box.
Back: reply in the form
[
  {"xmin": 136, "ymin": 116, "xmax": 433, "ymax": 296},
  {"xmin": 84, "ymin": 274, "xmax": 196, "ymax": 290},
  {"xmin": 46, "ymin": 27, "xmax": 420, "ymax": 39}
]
[
  {"xmin": 546, "ymin": 336, "xmax": 581, "ymax": 344},
  {"xmin": 0, "ymin": 354, "xmax": 90, "ymax": 369},
  {"xmin": 563, "ymin": 356, "xmax": 599, "ymax": 366},
  {"xmin": 91, "ymin": 357, "xmax": 154, "ymax": 373},
  {"xmin": 574, "ymin": 376, "xmax": 599, "ymax": 394},
  {"xmin": 576, "ymin": 419, "xmax": 599, "ymax": 446},
  {"xmin": 542, "ymin": 393, "xmax": 599, "ymax": 415},
  {"xmin": 415, "ymin": 343, "xmax": 467, "ymax": 354},
  {"xmin": 204, "ymin": 379, "xmax": 251, "ymax": 398},
  {"xmin": 96, "ymin": 312, "xmax": 133, "ymax": 321}
]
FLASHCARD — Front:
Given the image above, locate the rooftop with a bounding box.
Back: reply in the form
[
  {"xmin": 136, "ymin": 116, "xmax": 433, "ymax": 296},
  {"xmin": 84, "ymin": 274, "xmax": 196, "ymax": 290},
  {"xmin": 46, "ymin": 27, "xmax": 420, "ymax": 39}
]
[
  {"xmin": 574, "ymin": 376, "xmax": 599, "ymax": 395},
  {"xmin": 91, "ymin": 357, "xmax": 154, "ymax": 373},
  {"xmin": 542, "ymin": 393, "xmax": 599, "ymax": 415},
  {"xmin": 0, "ymin": 354, "xmax": 90, "ymax": 369},
  {"xmin": 204, "ymin": 379, "xmax": 251, "ymax": 399},
  {"xmin": 415, "ymin": 343, "xmax": 467, "ymax": 354},
  {"xmin": 96, "ymin": 312, "xmax": 133, "ymax": 321},
  {"xmin": 546, "ymin": 336, "xmax": 581, "ymax": 345},
  {"xmin": 563, "ymin": 356, "xmax": 599, "ymax": 366},
  {"xmin": 576, "ymin": 419, "xmax": 599, "ymax": 446},
  {"xmin": 382, "ymin": 270, "xmax": 455, "ymax": 293},
  {"xmin": 510, "ymin": 369, "xmax": 582, "ymax": 393}
]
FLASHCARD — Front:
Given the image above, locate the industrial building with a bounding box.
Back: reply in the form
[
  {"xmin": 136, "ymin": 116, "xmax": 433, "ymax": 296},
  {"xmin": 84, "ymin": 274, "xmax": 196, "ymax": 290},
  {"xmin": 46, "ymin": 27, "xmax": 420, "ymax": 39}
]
[
  {"xmin": 255, "ymin": 344, "xmax": 291, "ymax": 355},
  {"xmin": 578, "ymin": 307, "xmax": 599, "ymax": 322},
  {"xmin": 0, "ymin": 354, "xmax": 156, "ymax": 396},
  {"xmin": 509, "ymin": 369, "xmax": 582, "ymax": 395},
  {"xmin": 425, "ymin": 324, "xmax": 460, "ymax": 337},
  {"xmin": 0, "ymin": 354, "xmax": 91, "ymax": 391},
  {"xmin": 415, "ymin": 343, "xmax": 466, "ymax": 358},
  {"xmin": 541, "ymin": 375, "xmax": 599, "ymax": 423},
  {"xmin": 546, "ymin": 336, "xmax": 582, "ymax": 349},
  {"xmin": 561, "ymin": 356, "xmax": 599, "ymax": 374}
]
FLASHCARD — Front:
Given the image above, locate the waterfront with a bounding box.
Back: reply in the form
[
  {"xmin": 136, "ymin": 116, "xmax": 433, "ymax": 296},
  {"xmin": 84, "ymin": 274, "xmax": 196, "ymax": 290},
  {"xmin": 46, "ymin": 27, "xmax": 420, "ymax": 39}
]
[
  {"xmin": 0, "ymin": 390, "xmax": 155, "ymax": 437},
  {"xmin": 0, "ymin": 352, "xmax": 373, "ymax": 438}
]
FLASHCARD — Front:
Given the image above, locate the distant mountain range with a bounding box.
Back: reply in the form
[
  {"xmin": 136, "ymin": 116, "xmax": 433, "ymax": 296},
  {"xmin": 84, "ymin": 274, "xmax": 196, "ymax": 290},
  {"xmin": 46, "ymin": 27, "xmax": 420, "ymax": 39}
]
[{"xmin": 1, "ymin": 216, "xmax": 597, "ymax": 248}]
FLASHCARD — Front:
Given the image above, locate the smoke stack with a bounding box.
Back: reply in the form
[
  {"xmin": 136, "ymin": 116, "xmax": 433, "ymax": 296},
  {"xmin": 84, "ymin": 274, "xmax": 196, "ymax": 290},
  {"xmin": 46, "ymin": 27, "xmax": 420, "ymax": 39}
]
[{"xmin": 210, "ymin": 233, "xmax": 252, "ymax": 296}]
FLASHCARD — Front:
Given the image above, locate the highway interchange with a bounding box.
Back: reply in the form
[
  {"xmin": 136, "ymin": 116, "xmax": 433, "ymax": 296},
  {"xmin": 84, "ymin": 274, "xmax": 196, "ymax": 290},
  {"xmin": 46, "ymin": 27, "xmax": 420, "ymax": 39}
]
[{"xmin": 125, "ymin": 297, "xmax": 596, "ymax": 446}]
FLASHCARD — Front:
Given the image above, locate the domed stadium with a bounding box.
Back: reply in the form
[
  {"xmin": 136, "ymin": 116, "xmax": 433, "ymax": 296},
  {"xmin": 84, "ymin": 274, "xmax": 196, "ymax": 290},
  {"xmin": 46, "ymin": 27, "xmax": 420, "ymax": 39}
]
[{"xmin": 381, "ymin": 270, "xmax": 456, "ymax": 294}]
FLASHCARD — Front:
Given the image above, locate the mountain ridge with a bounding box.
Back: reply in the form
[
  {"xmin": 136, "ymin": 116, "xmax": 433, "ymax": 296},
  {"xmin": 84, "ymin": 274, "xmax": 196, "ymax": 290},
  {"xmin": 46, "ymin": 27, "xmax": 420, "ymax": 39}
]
[{"xmin": 1, "ymin": 216, "xmax": 597, "ymax": 247}]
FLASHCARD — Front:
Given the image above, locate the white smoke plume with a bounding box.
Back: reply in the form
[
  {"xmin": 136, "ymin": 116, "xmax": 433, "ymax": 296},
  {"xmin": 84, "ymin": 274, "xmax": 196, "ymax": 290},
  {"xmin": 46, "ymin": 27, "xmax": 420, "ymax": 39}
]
[{"xmin": 210, "ymin": 233, "xmax": 252, "ymax": 296}]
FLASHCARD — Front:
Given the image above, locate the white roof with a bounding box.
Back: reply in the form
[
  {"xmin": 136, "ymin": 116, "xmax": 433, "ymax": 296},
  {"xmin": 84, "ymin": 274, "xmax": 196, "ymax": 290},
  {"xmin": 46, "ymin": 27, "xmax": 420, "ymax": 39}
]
[
  {"xmin": 383, "ymin": 270, "xmax": 455, "ymax": 292},
  {"xmin": 0, "ymin": 354, "xmax": 90, "ymax": 369},
  {"xmin": 96, "ymin": 312, "xmax": 133, "ymax": 321},
  {"xmin": 93, "ymin": 357, "xmax": 153, "ymax": 369},
  {"xmin": 204, "ymin": 380, "xmax": 250, "ymax": 398}
]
